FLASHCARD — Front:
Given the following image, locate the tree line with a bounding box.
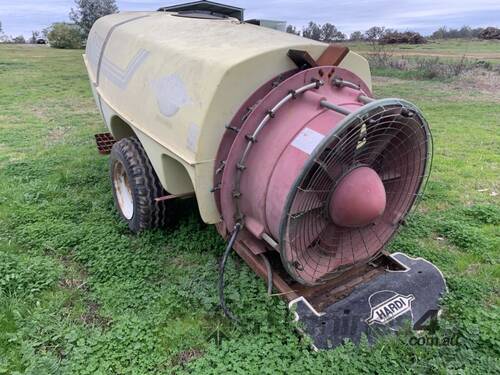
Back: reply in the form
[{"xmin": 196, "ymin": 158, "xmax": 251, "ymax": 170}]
[
  {"xmin": 288, "ymin": 22, "xmax": 500, "ymax": 43},
  {"xmin": 286, "ymin": 23, "xmax": 429, "ymax": 44},
  {"xmin": 0, "ymin": 0, "xmax": 118, "ymax": 48}
]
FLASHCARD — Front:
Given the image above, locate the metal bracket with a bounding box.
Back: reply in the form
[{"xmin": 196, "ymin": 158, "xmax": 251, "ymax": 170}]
[
  {"xmin": 210, "ymin": 184, "xmax": 221, "ymax": 193},
  {"xmin": 225, "ymin": 124, "xmax": 240, "ymax": 133}
]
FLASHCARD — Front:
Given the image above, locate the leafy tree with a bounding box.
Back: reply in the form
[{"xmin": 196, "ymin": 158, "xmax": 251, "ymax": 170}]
[
  {"xmin": 431, "ymin": 26, "xmax": 447, "ymax": 39},
  {"xmin": 286, "ymin": 24, "xmax": 300, "ymax": 36},
  {"xmin": 364, "ymin": 26, "xmax": 385, "ymax": 43},
  {"xmin": 303, "ymin": 22, "xmax": 345, "ymax": 42},
  {"xmin": 471, "ymin": 27, "xmax": 484, "ymax": 38},
  {"xmin": 13, "ymin": 35, "xmax": 26, "ymax": 44},
  {"xmin": 321, "ymin": 23, "xmax": 345, "ymax": 42},
  {"xmin": 458, "ymin": 26, "xmax": 473, "ymax": 38},
  {"xmin": 350, "ymin": 31, "xmax": 364, "ymax": 41},
  {"xmin": 0, "ymin": 21, "xmax": 10, "ymax": 43},
  {"xmin": 431, "ymin": 25, "xmax": 485, "ymax": 39},
  {"xmin": 70, "ymin": 0, "xmax": 118, "ymax": 39},
  {"xmin": 302, "ymin": 22, "xmax": 322, "ymax": 41},
  {"xmin": 0, "ymin": 20, "xmax": 5, "ymax": 42},
  {"xmin": 47, "ymin": 23, "xmax": 83, "ymax": 49}
]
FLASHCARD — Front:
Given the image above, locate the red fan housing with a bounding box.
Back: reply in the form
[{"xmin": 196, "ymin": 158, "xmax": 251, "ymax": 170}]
[{"xmin": 214, "ymin": 66, "xmax": 432, "ymax": 286}]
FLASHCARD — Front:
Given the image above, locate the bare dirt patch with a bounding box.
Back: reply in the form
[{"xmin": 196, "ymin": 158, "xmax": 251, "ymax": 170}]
[
  {"xmin": 372, "ymin": 76, "xmax": 407, "ymax": 85},
  {"xmin": 59, "ymin": 254, "xmax": 112, "ymax": 329},
  {"xmin": 454, "ymin": 70, "xmax": 500, "ymax": 101},
  {"xmin": 47, "ymin": 126, "xmax": 71, "ymax": 145},
  {"xmin": 373, "ymin": 69, "xmax": 500, "ymax": 102},
  {"xmin": 30, "ymin": 97, "xmax": 96, "ymax": 122},
  {"xmin": 30, "ymin": 105, "xmax": 52, "ymax": 122},
  {"xmin": 365, "ymin": 51, "xmax": 500, "ymax": 61},
  {"xmin": 171, "ymin": 348, "xmax": 204, "ymax": 367},
  {"xmin": 59, "ymin": 254, "xmax": 89, "ymax": 292},
  {"xmin": 80, "ymin": 300, "xmax": 112, "ymax": 328}
]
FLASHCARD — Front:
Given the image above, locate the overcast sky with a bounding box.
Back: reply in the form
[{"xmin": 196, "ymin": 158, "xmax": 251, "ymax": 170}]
[{"xmin": 1, "ymin": 0, "xmax": 499, "ymax": 37}]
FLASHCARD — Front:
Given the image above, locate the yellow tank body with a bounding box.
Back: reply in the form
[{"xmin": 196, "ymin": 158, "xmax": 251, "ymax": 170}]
[{"xmin": 83, "ymin": 11, "xmax": 372, "ymax": 223}]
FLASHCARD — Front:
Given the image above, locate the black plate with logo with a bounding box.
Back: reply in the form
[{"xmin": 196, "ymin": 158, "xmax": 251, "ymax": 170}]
[{"xmin": 289, "ymin": 253, "xmax": 447, "ymax": 349}]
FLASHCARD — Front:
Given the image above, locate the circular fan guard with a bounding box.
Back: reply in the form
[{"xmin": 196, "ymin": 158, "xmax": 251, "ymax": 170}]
[{"xmin": 280, "ymin": 99, "xmax": 433, "ymax": 286}]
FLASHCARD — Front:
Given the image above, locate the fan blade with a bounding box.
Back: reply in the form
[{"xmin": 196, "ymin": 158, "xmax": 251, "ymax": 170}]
[
  {"xmin": 288, "ymin": 211, "xmax": 329, "ymax": 252},
  {"xmin": 360, "ymin": 128, "xmax": 400, "ymax": 166},
  {"xmin": 335, "ymin": 124, "xmax": 363, "ymax": 168},
  {"xmin": 357, "ymin": 109, "xmax": 411, "ymax": 166},
  {"xmin": 311, "ymin": 160, "xmax": 342, "ymax": 183},
  {"xmin": 289, "ymin": 190, "xmax": 324, "ymax": 216},
  {"xmin": 298, "ymin": 249, "xmax": 342, "ymax": 284},
  {"xmin": 291, "ymin": 225, "xmax": 343, "ymax": 284},
  {"xmin": 380, "ymin": 169, "xmax": 401, "ymax": 182}
]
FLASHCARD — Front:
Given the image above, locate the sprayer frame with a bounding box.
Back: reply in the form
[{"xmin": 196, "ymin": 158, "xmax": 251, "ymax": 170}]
[
  {"xmin": 214, "ymin": 67, "xmax": 433, "ymax": 288},
  {"xmin": 213, "ymin": 96, "xmax": 433, "ymax": 315}
]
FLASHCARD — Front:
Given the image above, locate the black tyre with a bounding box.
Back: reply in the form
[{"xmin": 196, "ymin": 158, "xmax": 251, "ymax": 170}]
[{"xmin": 109, "ymin": 137, "xmax": 170, "ymax": 233}]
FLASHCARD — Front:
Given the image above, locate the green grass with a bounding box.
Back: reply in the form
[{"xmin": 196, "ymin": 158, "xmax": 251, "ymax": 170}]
[
  {"xmin": 347, "ymin": 39, "xmax": 500, "ymax": 65},
  {"xmin": 0, "ymin": 43, "xmax": 499, "ymax": 374},
  {"xmin": 347, "ymin": 38, "xmax": 500, "ymax": 54}
]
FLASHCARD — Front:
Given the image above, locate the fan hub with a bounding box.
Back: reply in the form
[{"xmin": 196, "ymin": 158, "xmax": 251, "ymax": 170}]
[{"xmin": 329, "ymin": 166, "xmax": 386, "ymax": 228}]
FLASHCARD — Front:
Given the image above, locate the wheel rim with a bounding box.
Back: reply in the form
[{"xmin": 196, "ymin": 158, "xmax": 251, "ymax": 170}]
[{"xmin": 112, "ymin": 160, "xmax": 134, "ymax": 220}]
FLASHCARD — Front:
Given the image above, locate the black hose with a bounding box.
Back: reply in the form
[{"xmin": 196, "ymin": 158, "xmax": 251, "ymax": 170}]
[
  {"xmin": 219, "ymin": 223, "xmax": 242, "ymax": 321},
  {"xmin": 259, "ymin": 253, "xmax": 273, "ymax": 295}
]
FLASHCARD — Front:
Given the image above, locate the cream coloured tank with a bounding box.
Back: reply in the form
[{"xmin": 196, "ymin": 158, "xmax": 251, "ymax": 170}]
[{"xmin": 83, "ymin": 11, "xmax": 372, "ymax": 224}]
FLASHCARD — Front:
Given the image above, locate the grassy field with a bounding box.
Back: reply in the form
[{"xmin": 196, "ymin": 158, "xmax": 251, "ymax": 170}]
[
  {"xmin": 0, "ymin": 43, "xmax": 499, "ymax": 374},
  {"xmin": 347, "ymin": 38, "xmax": 500, "ymax": 64}
]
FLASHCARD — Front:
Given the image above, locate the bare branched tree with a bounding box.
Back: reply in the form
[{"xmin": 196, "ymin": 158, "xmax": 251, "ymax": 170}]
[
  {"xmin": 286, "ymin": 24, "xmax": 300, "ymax": 36},
  {"xmin": 302, "ymin": 22, "xmax": 322, "ymax": 41},
  {"xmin": 70, "ymin": 0, "xmax": 118, "ymax": 39},
  {"xmin": 364, "ymin": 26, "xmax": 386, "ymax": 45},
  {"xmin": 30, "ymin": 31, "xmax": 41, "ymax": 44},
  {"xmin": 321, "ymin": 23, "xmax": 345, "ymax": 42},
  {"xmin": 13, "ymin": 35, "xmax": 26, "ymax": 44},
  {"xmin": 349, "ymin": 31, "xmax": 364, "ymax": 41}
]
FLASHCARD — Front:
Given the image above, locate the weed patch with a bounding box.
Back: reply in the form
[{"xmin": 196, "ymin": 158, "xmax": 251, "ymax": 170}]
[
  {"xmin": 0, "ymin": 44, "xmax": 498, "ymax": 375},
  {"xmin": 0, "ymin": 247, "xmax": 61, "ymax": 297}
]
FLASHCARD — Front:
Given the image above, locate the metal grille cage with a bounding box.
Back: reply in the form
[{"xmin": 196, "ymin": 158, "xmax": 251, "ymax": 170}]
[
  {"xmin": 280, "ymin": 99, "xmax": 433, "ymax": 285},
  {"xmin": 94, "ymin": 132, "xmax": 116, "ymax": 155}
]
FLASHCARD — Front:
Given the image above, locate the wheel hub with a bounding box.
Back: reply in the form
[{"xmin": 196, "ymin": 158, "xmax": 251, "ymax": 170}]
[{"xmin": 112, "ymin": 161, "xmax": 134, "ymax": 220}]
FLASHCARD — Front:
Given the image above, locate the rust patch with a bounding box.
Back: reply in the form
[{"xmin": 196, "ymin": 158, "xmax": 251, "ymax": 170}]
[
  {"xmin": 287, "ymin": 49, "xmax": 318, "ymax": 69},
  {"xmin": 317, "ymin": 44, "xmax": 350, "ymax": 66}
]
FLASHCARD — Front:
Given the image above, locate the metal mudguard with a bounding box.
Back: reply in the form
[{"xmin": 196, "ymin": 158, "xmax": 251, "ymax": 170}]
[{"xmin": 289, "ymin": 253, "xmax": 446, "ymax": 349}]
